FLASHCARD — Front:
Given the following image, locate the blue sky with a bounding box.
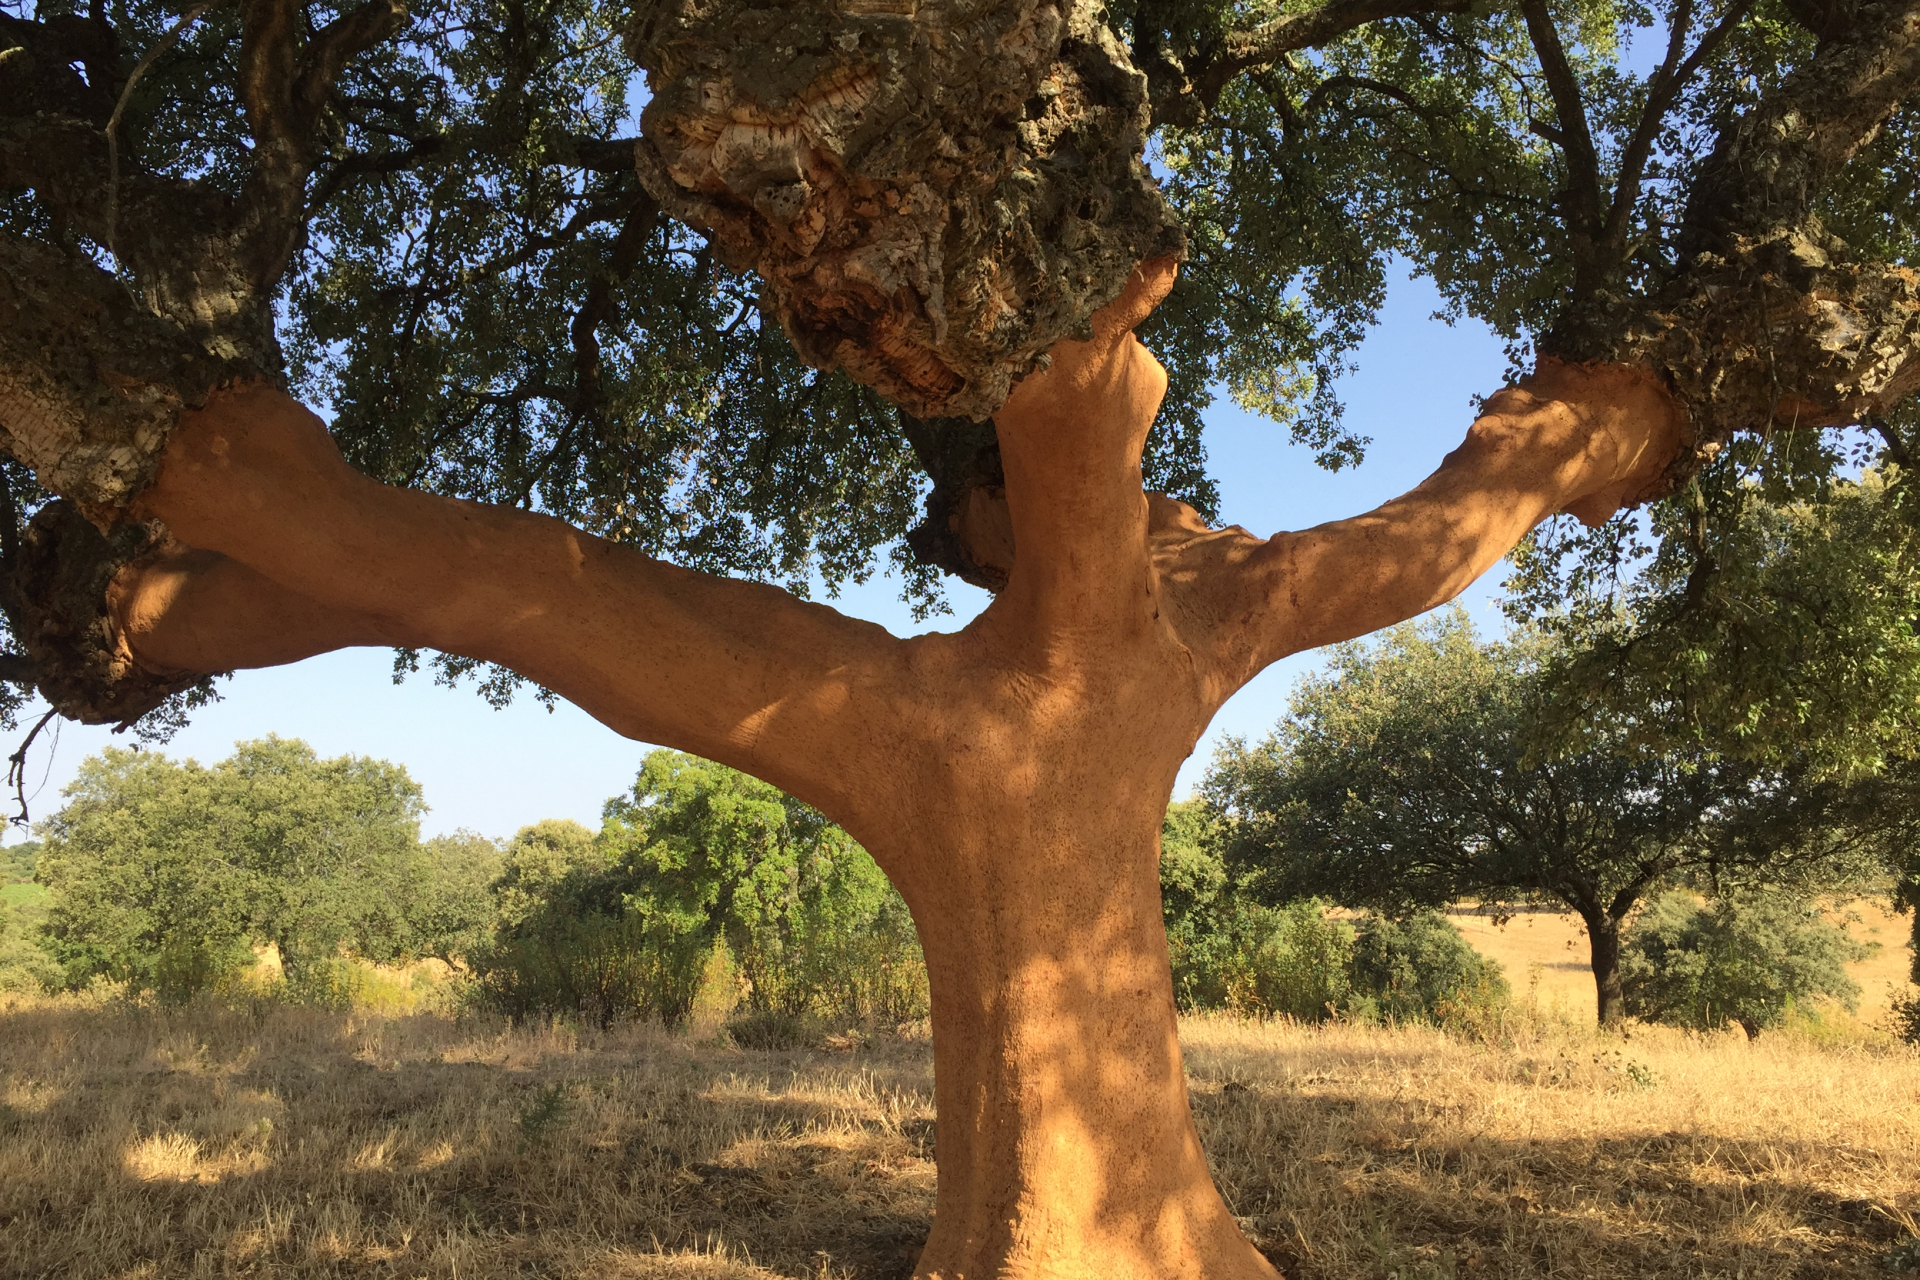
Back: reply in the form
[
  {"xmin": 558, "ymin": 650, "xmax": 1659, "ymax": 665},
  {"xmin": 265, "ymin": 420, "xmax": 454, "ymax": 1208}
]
[{"xmin": 3, "ymin": 268, "xmax": 1515, "ymax": 844}]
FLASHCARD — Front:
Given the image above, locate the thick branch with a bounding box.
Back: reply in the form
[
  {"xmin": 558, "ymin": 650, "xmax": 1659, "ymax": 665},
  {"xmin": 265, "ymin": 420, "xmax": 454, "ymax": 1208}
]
[
  {"xmin": 119, "ymin": 385, "xmax": 907, "ymax": 820},
  {"xmin": 1519, "ymin": 0, "xmax": 1605, "ymax": 289},
  {"xmin": 1684, "ymin": 0, "xmax": 1920, "ymax": 248},
  {"xmin": 295, "ymin": 0, "xmax": 409, "ymax": 126},
  {"xmin": 1165, "ymin": 362, "xmax": 1685, "ymax": 693},
  {"xmin": 987, "ymin": 262, "xmax": 1175, "ymax": 639}
]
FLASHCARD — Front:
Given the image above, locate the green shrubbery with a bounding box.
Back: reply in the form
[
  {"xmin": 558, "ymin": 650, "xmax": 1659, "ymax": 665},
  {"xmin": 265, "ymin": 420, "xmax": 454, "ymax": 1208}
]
[
  {"xmin": 1160, "ymin": 805, "xmax": 1509, "ymax": 1026},
  {"xmin": 1621, "ymin": 892, "xmax": 1877, "ymax": 1039},
  {"xmin": 470, "ymin": 752, "xmax": 928, "ymax": 1029}
]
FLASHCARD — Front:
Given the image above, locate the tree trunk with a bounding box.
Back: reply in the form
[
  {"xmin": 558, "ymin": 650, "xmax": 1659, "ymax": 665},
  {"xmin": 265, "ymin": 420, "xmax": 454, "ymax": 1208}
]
[
  {"xmin": 7, "ymin": 273, "xmax": 1684, "ymax": 1277},
  {"xmin": 1586, "ymin": 914, "xmax": 1626, "ymax": 1026}
]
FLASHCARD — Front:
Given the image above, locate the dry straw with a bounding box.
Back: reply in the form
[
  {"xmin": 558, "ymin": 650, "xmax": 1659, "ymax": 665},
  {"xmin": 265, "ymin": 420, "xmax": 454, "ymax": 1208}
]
[{"xmin": 0, "ymin": 996, "xmax": 1913, "ymax": 1278}]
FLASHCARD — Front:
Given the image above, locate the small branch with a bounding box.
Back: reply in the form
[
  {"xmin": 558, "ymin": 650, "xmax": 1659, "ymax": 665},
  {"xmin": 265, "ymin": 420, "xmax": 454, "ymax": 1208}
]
[
  {"xmin": 1601, "ymin": 0, "xmax": 1754, "ymax": 260},
  {"xmin": 1163, "ymin": 0, "xmax": 1471, "ymax": 123},
  {"xmin": 104, "ymin": 0, "xmax": 216, "ymax": 267},
  {"xmin": 6, "ymin": 708, "xmax": 56, "ymax": 828}
]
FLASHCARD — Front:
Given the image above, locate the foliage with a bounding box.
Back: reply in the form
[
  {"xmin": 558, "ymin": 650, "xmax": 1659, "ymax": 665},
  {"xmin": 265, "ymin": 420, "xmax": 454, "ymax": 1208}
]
[
  {"xmin": 1213, "ymin": 899, "xmax": 1358, "ymax": 1021},
  {"xmin": 1, "ymin": 840, "xmax": 39, "ymax": 883},
  {"xmin": 406, "ymin": 831, "xmax": 506, "ymax": 962},
  {"xmin": 1205, "ymin": 611, "xmax": 1895, "ymax": 1022},
  {"xmin": 1891, "ymin": 993, "xmax": 1920, "ymax": 1046},
  {"xmin": 1621, "ymin": 891, "xmax": 1875, "ymax": 1038},
  {"xmin": 33, "ymin": 739, "xmax": 446, "ymax": 1001},
  {"xmin": 1347, "ymin": 911, "xmax": 1510, "ymax": 1030},
  {"xmin": 1508, "ymin": 469, "xmax": 1920, "ymax": 781},
  {"xmin": 472, "ymin": 750, "xmax": 927, "ymax": 1027},
  {"xmin": 0, "ymin": 878, "xmax": 57, "ymax": 994},
  {"xmin": 1159, "ymin": 806, "xmax": 1508, "ymax": 1027}
]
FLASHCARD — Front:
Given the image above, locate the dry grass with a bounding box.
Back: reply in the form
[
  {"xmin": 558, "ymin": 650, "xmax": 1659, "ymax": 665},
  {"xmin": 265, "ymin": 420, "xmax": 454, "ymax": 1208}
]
[{"xmin": 0, "ymin": 998, "xmax": 1914, "ymax": 1279}]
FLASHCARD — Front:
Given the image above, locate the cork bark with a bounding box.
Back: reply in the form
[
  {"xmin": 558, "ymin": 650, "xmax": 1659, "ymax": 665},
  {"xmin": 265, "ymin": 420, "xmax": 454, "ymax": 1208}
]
[{"xmin": 627, "ymin": 0, "xmax": 1187, "ymax": 421}]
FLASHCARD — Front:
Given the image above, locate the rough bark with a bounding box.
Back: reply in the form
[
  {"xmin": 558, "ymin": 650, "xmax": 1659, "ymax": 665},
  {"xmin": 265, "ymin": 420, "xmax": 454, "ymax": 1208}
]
[
  {"xmin": 2, "ymin": 500, "xmax": 204, "ymax": 726},
  {"xmin": 0, "ymin": 240, "xmax": 258, "ymax": 519},
  {"xmin": 626, "ymin": 0, "xmax": 1186, "ymax": 421},
  {"xmin": 1543, "ymin": 0, "xmax": 1920, "ymax": 487}
]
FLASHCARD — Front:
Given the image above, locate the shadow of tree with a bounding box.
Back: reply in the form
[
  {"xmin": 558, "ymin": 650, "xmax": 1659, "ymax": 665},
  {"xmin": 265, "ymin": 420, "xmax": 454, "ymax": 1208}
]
[{"xmin": 0, "ymin": 1005, "xmax": 1912, "ymax": 1279}]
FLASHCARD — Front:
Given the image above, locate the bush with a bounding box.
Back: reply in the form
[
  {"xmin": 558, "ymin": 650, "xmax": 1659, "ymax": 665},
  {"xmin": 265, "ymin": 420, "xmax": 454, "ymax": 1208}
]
[
  {"xmin": 725, "ymin": 1009, "xmax": 825, "ymax": 1050},
  {"xmin": 1890, "ymin": 993, "xmax": 1920, "ymax": 1046},
  {"xmin": 473, "ymin": 753, "xmax": 930, "ymax": 1029},
  {"xmin": 1622, "ymin": 891, "xmax": 1874, "ymax": 1038},
  {"xmin": 1223, "ymin": 900, "xmax": 1357, "ymax": 1020},
  {"xmin": 472, "ymin": 909, "xmax": 711, "ymax": 1028},
  {"xmin": 1347, "ymin": 910, "xmax": 1510, "ymax": 1029},
  {"xmin": 1169, "ymin": 896, "xmax": 1508, "ymax": 1028},
  {"xmin": 0, "ymin": 887, "xmax": 59, "ymax": 995}
]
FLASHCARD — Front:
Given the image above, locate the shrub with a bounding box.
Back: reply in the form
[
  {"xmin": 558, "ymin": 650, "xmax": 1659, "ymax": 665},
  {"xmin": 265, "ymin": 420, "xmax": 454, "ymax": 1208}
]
[
  {"xmin": 0, "ymin": 887, "xmax": 59, "ymax": 995},
  {"xmin": 1890, "ymin": 994, "xmax": 1920, "ymax": 1046},
  {"xmin": 472, "ymin": 909, "xmax": 710, "ymax": 1028},
  {"xmin": 473, "ymin": 753, "xmax": 930, "ymax": 1029},
  {"xmin": 1622, "ymin": 891, "xmax": 1874, "ymax": 1038},
  {"xmin": 1347, "ymin": 910, "xmax": 1510, "ymax": 1029},
  {"xmin": 725, "ymin": 1009, "xmax": 825, "ymax": 1050}
]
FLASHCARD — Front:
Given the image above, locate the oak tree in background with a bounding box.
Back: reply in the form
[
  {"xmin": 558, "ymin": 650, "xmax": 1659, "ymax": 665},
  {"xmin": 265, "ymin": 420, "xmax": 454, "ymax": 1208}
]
[
  {"xmin": 1621, "ymin": 889, "xmax": 1876, "ymax": 1037},
  {"xmin": 35, "ymin": 738, "xmax": 447, "ymax": 997},
  {"xmin": 4, "ymin": 0, "xmax": 1920, "ymax": 1268},
  {"xmin": 1207, "ymin": 613, "xmax": 1897, "ymax": 1024},
  {"xmin": 475, "ymin": 750, "xmax": 926, "ymax": 1026}
]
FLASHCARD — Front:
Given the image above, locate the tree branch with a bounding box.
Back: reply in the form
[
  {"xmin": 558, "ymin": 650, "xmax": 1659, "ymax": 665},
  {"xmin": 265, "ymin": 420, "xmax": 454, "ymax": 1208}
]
[
  {"xmin": 294, "ymin": 0, "xmax": 409, "ymax": 126},
  {"xmin": 1164, "ymin": 364, "xmax": 1685, "ymax": 698},
  {"xmin": 118, "ymin": 385, "xmax": 910, "ymax": 823},
  {"xmin": 1600, "ymin": 0, "xmax": 1754, "ymax": 261},
  {"xmin": 1518, "ymin": 0, "xmax": 1605, "ymax": 289},
  {"xmin": 1152, "ymin": 0, "xmax": 1471, "ymax": 125}
]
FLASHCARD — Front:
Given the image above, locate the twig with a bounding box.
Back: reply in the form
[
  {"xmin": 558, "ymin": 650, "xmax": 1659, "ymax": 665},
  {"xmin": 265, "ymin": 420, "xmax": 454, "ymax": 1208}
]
[
  {"xmin": 105, "ymin": 0, "xmax": 217, "ymax": 268},
  {"xmin": 6, "ymin": 708, "xmax": 57, "ymax": 828}
]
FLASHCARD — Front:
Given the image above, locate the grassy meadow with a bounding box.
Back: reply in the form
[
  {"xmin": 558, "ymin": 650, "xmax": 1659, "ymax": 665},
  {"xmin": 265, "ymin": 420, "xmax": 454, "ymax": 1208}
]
[{"xmin": 0, "ymin": 987, "xmax": 1915, "ymax": 1280}]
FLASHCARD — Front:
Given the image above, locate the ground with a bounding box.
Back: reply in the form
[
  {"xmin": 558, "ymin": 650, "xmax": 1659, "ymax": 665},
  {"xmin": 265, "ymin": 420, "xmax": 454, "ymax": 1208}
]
[{"xmin": 0, "ymin": 994, "xmax": 1913, "ymax": 1280}]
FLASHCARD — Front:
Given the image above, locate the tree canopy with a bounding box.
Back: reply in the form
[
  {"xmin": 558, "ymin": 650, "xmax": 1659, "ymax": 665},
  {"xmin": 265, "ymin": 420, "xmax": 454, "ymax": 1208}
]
[
  {"xmin": 1205, "ymin": 611, "xmax": 1900, "ymax": 1022},
  {"xmin": 5, "ymin": 0, "xmax": 1918, "ymax": 721},
  {"xmin": 31, "ymin": 736, "xmax": 474, "ymax": 996}
]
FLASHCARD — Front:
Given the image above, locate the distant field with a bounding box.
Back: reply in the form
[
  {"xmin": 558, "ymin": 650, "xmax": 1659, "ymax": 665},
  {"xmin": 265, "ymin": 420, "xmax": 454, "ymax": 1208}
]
[
  {"xmin": 0, "ymin": 1000, "xmax": 1913, "ymax": 1279},
  {"xmin": 1451, "ymin": 897, "xmax": 1917, "ymax": 1027},
  {"xmin": 0, "ymin": 882, "xmax": 46, "ymax": 907}
]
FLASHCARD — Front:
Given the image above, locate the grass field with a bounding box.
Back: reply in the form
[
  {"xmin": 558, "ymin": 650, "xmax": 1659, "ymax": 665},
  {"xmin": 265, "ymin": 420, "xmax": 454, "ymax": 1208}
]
[
  {"xmin": 0, "ymin": 882, "xmax": 47, "ymax": 907},
  {"xmin": 0, "ymin": 998, "xmax": 1914, "ymax": 1279}
]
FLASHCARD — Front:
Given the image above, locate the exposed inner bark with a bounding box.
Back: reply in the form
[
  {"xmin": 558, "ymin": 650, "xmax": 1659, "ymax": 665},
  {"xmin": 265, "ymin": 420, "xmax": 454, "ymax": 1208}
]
[
  {"xmin": 81, "ymin": 270, "xmax": 1682, "ymax": 1275},
  {"xmin": 628, "ymin": 0, "xmax": 1186, "ymax": 420}
]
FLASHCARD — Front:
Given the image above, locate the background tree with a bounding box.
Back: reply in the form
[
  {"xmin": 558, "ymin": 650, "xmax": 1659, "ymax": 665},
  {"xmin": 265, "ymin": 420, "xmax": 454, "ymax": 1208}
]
[
  {"xmin": 1622, "ymin": 889, "xmax": 1877, "ymax": 1037},
  {"xmin": 406, "ymin": 829, "xmax": 504, "ymax": 961},
  {"xmin": 1511, "ymin": 461, "xmax": 1920, "ymax": 976},
  {"xmin": 1208, "ymin": 612, "xmax": 1896, "ymax": 1023},
  {"xmin": 35, "ymin": 739, "xmax": 433, "ymax": 998},
  {"xmin": 5, "ymin": 0, "xmax": 1920, "ymax": 1268}
]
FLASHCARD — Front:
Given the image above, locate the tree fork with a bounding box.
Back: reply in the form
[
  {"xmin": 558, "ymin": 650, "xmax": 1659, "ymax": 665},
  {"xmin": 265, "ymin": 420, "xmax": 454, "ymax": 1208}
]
[{"xmin": 61, "ymin": 260, "xmax": 1681, "ymax": 1278}]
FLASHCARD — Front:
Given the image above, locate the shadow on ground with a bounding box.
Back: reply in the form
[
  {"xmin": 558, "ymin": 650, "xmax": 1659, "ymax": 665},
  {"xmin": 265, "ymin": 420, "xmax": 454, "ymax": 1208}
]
[{"xmin": 0, "ymin": 1003, "xmax": 1913, "ymax": 1279}]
